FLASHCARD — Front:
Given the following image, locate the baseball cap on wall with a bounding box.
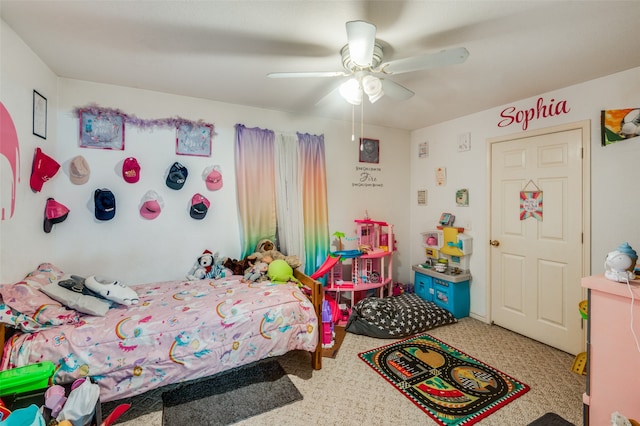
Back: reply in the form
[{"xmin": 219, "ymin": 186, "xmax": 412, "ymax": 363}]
[
  {"xmin": 189, "ymin": 193, "xmax": 210, "ymax": 220},
  {"xmin": 30, "ymin": 147, "xmax": 61, "ymax": 192},
  {"xmin": 43, "ymin": 198, "xmax": 69, "ymax": 233},
  {"xmin": 166, "ymin": 162, "xmax": 188, "ymax": 190},
  {"xmin": 69, "ymin": 155, "xmax": 90, "ymax": 185},
  {"xmin": 139, "ymin": 190, "xmax": 164, "ymax": 220},
  {"xmin": 203, "ymin": 165, "xmax": 223, "ymax": 191},
  {"xmin": 94, "ymin": 188, "xmax": 116, "ymax": 221},
  {"xmin": 122, "ymin": 157, "xmax": 140, "ymax": 183}
]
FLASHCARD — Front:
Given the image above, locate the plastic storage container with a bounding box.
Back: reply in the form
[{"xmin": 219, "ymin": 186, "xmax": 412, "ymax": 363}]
[{"xmin": 0, "ymin": 361, "xmax": 55, "ymax": 397}]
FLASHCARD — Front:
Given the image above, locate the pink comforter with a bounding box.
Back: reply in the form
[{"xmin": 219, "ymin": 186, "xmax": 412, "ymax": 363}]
[{"xmin": 3, "ymin": 277, "xmax": 318, "ymax": 402}]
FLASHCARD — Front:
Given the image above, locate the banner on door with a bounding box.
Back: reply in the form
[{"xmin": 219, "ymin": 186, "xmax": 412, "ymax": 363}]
[{"xmin": 520, "ymin": 180, "xmax": 543, "ymax": 221}]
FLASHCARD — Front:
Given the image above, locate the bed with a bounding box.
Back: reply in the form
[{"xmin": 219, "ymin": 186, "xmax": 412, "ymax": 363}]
[{"xmin": 0, "ymin": 263, "xmax": 322, "ymax": 402}]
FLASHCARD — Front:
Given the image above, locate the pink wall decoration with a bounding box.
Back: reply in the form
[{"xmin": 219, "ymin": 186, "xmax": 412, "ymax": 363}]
[{"xmin": 0, "ymin": 102, "xmax": 20, "ymax": 220}]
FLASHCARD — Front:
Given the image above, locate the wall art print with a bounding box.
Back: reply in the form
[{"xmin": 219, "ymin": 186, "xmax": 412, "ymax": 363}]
[
  {"xmin": 601, "ymin": 108, "xmax": 640, "ymax": 146},
  {"xmin": 79, "ymin": 110, "xmax": 125, "ymax": 150},
  {"xmin": 33, "ymin": 90, "xmax": 47, "ymax": 139},
  {"xmin": 359, "ymin": 138, "xmax": 379, "ymax": 164},
  {"xmin": 176, "ymin": 123, "xmax": 213, "ymax": 157}
]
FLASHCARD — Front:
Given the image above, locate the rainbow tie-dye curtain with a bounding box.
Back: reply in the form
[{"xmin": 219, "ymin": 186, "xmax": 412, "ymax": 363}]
[
  {"xmin": 235, "ymin": 124, "xmax": 277, "ymax": 258},
  {"xmin": 234, "ymin": 124, "xmax": 329, "ymax": 275},
  {"xmin": 297, "ymin": 132, "xmax": 330, "ymax": 277}
]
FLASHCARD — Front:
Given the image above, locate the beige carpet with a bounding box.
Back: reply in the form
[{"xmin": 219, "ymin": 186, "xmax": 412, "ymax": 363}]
[{"xmin": 117, "ymin": 318, "xmax": 585, "ymax": 425}]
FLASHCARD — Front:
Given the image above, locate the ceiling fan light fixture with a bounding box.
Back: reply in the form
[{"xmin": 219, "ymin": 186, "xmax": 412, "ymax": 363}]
[
  {"xmin": 339, "ymin": 78, "xmax": 362, "ymax": 105},
  {"xmin": 362, "ymin": 75, "xmax": 384, "ymax": 103}
]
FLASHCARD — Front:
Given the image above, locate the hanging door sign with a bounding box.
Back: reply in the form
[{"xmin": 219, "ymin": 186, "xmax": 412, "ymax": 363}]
[{"xmin": 520, "ymin": 180, "xmax": 543, "ymax": 221}]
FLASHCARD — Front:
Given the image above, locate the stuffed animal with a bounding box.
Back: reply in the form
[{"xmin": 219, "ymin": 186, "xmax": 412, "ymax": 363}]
[
  {"xmin": 187, "ymin": 250, "xmax": 231, "ymax": 280},
  {"xmin": 246, "ymin": 238, "xmax": 302, "ymax": 270},
  {"xmin": 267, "ymin": 259, "xmax": 299, "ymax": 285},
  {"xmin": 243, "ymin": 261, "xmax": 269, "ymax": 282},
  {"xmin": 187, "ymin": 249, "xmax": 214, "ymax": 280},
  {"xmin": 224, "ymin": 257, "xmax": 253, "ymax": 276}
]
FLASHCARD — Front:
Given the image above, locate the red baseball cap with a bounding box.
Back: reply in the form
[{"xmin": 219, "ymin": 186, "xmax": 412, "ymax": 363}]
[
  {"xmin": 30, "ymin": 148, "xmax": 60, "ymax": 192},
  {"xmin": 122, "ymin": 157, "xmax": 140, "ymax": 183}
]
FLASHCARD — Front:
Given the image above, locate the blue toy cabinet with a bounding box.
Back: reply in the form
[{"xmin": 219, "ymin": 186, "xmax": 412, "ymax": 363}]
[{"xmin": 412, "ymin": 265, "xmax": 470, "ymax": 318}]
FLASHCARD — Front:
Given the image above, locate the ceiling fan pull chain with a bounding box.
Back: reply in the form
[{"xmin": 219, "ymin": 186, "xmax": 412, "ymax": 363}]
[
  {"xmin": 360, "ymin": 100, "xmax": 364, "ymax": 149},
  {"xmin": 351, "ymin": 104, "xmax": 355, "ymax": 142}
]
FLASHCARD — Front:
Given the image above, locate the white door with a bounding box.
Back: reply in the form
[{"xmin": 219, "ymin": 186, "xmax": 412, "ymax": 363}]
[{"xmin": 489, "ymin": 121, "xmax": 590, "ymax": 355}]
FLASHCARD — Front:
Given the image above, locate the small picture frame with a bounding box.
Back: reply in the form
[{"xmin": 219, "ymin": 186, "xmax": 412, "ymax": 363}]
[
  {"xmin": 79, "ymin": 110, "xmax": 125, "ymax": 150},
  {"xmin": 456, "ymin": 188, "xmax": 469, "ymax": 206},
  {"xmin": 33, "ymin": 90, "xmax": 47, "ymax": 139},
  {"xmin": 176, "ymin": 123, "xmax": 213, "ymax": 157},
  {"xmin": 359, "ymin": 138, "xmax": 379, "ymax": 164}
]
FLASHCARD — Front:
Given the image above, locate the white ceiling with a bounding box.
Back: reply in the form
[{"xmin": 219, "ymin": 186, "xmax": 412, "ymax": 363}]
[{"xmin": 2, "ymin": 1, "xmax": 639, "ymax": 131}]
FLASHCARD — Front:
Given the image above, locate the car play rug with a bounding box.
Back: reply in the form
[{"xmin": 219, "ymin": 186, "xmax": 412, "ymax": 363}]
[{"xmin": 359, "ymin": 333, "xmax": 530, "ymax": 425}]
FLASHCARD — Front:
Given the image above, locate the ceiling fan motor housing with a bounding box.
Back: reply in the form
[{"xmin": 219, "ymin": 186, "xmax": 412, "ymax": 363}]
[{"xmin": 341, "ymin": 42, "xmax": 383, "ymax": 72}]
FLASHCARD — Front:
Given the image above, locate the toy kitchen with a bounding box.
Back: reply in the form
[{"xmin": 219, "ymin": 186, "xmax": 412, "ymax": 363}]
[{"xmin": 413, "ymin": 225, "xmax": 473, "ymax": 318}]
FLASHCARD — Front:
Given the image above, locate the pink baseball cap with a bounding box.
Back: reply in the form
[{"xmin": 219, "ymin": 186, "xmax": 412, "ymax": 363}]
[
  {"xmin": 30, "ymin": 147, "xmax": 61, "ymax": 192},
  {"xmin": 122, "ymin": 157, "xmax": 140, "ymax": 183},
  {"xmin": 139, "ymin": 190, "xmax": 163, "ymax": 220},
  {"xmin": 203, "ymin": 165, "xmax": 223, "ymax": 191},
  {"xmin": 44, "ymin": 198, "xmax": 70, "ymax": 233},
  {"xmin": 190, "ymin": 193, "xmax": 210, "ymax": 220}
]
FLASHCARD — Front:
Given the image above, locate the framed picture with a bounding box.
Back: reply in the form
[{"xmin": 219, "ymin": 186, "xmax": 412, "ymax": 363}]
[
  {"xmin": 176, "ymin": 123, "xmax": 213, "ymax": 157},
  {"xmin": 33, "ymin": 90, "xmax": 47, "ymax": 139},
  {"xmin": 359, "ymin": 138, "xmax": 379, "ymax": 164},
  {"xmin": 418, "ymin": 141, "xmax": 429, "ymax": 158},
  {"xmin": 79, "ymin": 110, "xmax": 125, "ymax": 150},
  {"xmin": 601, "ymin": 108, "xmax": 640, "ymax": 146},
  {"xmin": 456, "ymin": 188, "xmax": 469, "ymax": 206}
]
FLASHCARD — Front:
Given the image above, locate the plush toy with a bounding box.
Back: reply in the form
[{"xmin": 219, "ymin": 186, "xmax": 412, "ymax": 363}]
[
  {"xmin": 243, "ymin": 261, "xmax": 269, "ymax": 282},
  {"xmin": 224, "ymin": 257, "xmax": 253, "ymax": 276},
  {"xmin": 187, "ymin": 250, "xmax": 231, "ymax": 280},
  {"xmin": 267, "ymin": 259, "xmax": 299, "ymax": 285},
  {"xmin": 246, "ymin": 238, "xmax": 302, "ymax": 270}
]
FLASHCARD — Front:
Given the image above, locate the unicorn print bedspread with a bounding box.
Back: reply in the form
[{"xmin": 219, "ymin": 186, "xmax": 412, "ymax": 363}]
[{"xmin": 3, "ymin": 277, "xmax": 318, "ymax": 402}]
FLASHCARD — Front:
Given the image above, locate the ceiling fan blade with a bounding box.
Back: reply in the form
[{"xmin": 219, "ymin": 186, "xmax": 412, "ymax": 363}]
[
  {"xmin": 380, "ymin": 79, "xmax": 414, "ymax": 101},
  {"xmin": 382, "ymin": 47, "xmax": 470, "ymax": 75},
  {"xmin": 346, "ymin": 20, "xmax": 376, "ymax": 67},
  {"xmin": 268, "ymin": 71, "xmax": 347, "ymax": 78}
]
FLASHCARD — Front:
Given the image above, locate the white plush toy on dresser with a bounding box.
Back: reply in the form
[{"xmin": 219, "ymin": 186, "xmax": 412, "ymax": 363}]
[{"xmin": 604, "ymin": 242, "xmax": 637, "ymax": 282}]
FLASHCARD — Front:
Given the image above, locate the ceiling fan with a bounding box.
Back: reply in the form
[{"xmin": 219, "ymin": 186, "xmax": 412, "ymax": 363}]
[{"xmin": 267, "ymin": 20, "xmax": 469, "ymax": 105}]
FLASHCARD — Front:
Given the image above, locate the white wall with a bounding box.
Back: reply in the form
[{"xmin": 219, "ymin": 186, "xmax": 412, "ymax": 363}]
[
  {"xmin": 0, "ymin": 19, "xmax": 411, "ymax": 285},
  {"xmin": 410, "ymin": 66, "xmax": 640, "ymax": 320}
]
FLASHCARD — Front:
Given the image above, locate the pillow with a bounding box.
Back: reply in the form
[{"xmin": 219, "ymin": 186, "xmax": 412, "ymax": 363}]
[
  {"xmin": 40, "ymin": 283, "xmax": 111, "ymax": 316},
  {"xmin": 346, "ymin": 293, "xmax": 457, "ymax": 338},
  {"xmin": 0, "ymin": 263, "xmax": 80, "ymax": 328}
]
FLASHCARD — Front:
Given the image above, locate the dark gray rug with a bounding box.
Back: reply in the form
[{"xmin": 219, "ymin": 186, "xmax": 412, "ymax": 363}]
[
  {"xmin": 100, "ymin": 359, "xmax": 301, "ymax": 424},
  {"xmin": 527, "ymin": 412, "xmax": 575, "ymax": 426},
  {"xmin": 162, "ymin": 359, "xmax": 302, "ymax": 425}
]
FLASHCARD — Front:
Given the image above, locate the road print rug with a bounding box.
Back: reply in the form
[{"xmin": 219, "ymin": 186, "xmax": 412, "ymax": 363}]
[{"xmin": 359, "ymin": 333, "xmax": 530, "ymax": 425}]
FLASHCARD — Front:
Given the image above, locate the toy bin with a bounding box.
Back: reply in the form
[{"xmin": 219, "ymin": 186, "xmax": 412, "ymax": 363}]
[{"xmin": 0, "ymin": 361, "xmax": 55, "ymax": 397}]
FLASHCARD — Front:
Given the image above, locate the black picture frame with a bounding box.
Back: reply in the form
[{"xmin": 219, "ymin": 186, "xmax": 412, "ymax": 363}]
[
  {"xmin": 33, "ymin": 90, "xmax": 47, "ymax": 139},
  {"xmin": 359, "ymin": 138, "xmax": 379, "ymax": 163}
]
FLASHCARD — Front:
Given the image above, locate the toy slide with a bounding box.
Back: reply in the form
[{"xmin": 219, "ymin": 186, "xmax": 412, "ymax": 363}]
[{"xmin": 310, "ymin": 254, "xmax": 341, "ymax": 280}]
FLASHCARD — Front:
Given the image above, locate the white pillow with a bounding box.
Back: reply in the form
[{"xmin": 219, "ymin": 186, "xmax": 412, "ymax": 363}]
[{"xmin": 40, "ymin": 283, "xmax": 111, "ymax": 316}]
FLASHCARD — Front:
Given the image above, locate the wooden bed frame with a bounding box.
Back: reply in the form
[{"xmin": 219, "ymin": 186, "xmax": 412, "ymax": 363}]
[
  {"xmin": 294, "ymin": 268, "xmax": 323, "ymax": 370},
  {"xmin": 1, "ymin": 270, "xmax": 323, "ymax": 371}
]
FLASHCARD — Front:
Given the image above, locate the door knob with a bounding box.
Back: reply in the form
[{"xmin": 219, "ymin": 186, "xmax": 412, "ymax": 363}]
[{"xmin": 489, "ymin": 240, "xmax": 500, "ymax": 247}]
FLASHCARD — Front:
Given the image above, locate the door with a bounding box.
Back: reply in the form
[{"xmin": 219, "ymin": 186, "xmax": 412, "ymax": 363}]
[{"xmin": 489, "ymin": 121, "xmax": 590, "ymax": 355}]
